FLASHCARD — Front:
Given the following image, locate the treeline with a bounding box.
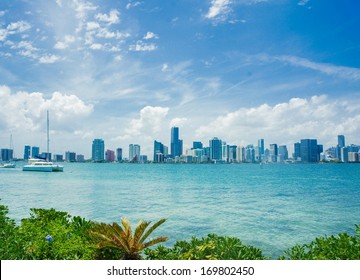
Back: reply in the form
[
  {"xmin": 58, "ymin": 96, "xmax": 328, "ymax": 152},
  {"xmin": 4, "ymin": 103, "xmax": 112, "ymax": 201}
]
[{"xmin": 1, "ymin": 204, "xmax": 359, "ymax": 260}]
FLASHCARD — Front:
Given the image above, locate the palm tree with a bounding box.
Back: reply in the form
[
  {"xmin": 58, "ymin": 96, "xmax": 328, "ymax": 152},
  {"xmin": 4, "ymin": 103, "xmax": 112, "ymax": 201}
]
[{"xmin": 91, "ymin": 218, "xmax": 168, "ymax": 260}]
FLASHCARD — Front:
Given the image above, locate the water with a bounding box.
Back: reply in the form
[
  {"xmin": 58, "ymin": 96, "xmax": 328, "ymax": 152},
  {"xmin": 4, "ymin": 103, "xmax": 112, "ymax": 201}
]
[{"xmin": 1, "ymin": 163, "xmax": 360, "ymax": 258}]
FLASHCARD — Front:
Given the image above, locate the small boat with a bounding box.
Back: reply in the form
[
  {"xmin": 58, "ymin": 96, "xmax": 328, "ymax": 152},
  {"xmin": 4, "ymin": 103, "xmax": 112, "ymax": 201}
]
[
  {"xmin": 1, "ymin": 163, "xmax": 16, "ymax": 168},
  {"xmin": 23, "ymin": 158, "xmax": 63, "ymax": 172},
  {"xmin": 22, "ymin": 110, "xmax": 64, "ymax": 172}
]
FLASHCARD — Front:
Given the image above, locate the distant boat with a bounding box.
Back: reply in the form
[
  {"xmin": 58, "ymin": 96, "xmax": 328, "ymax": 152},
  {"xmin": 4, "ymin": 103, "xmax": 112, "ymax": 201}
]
[
  {"xmin": 22, "ymin": 111, "xmax": 64, "ymax": 172},
  {"xmin": 23, "ymin": 158, "xmax": 63, "ymax": 172},
  {"xmin": 0, "ymin": 163, "xmax": 16, "ymax": 168}
]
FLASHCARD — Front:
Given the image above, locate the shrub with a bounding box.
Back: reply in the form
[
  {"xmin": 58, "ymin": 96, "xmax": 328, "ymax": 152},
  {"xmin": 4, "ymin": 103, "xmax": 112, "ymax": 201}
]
[
  {"xmin": 280, "ymin": 225, "xmax": 360, "ymax": 260},
  {"xmin": 145, "ymin": 234, "xmax": 266, "ymax": 260}
]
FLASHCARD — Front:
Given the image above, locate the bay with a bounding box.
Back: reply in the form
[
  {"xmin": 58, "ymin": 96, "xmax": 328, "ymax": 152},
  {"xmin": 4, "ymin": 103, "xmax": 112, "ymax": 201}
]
[{"xmin": 1, "ymin": 162, "xmax": 359, "ymax": 258}]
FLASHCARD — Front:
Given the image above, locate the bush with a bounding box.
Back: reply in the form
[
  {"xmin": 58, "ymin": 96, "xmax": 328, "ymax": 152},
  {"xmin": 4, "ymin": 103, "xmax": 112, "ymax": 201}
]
[
  {"xmin": 145, "ymin": 234, "xmax": 266, "ymax": 260},
  {"xmin": 280, "ymin": 225, "xmax": 360, "ymax": 260},
  {"xmin": 18, "ymin": 208, "xmax": 97, "ymax": 259}
]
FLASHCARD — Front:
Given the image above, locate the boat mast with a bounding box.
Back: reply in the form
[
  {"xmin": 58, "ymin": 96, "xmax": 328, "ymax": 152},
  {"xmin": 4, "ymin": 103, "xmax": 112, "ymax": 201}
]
[{"xmin": 47, "ymin": 110, "xmax": 50, "ymax": 161}]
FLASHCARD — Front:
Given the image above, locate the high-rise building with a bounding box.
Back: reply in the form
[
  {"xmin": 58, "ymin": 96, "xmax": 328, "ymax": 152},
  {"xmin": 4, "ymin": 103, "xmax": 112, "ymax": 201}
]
[
  {"xmin": 116, "ymin": 148, "xmax": 123, "ymax": 162},
  {"xmin": 209, "ymin": 137, "xmax": 222, "ymax": 161},
  {"xmin": 338, "ymin": 135, "xmax": 345, "ymax": 148},
  {"xmin": 293, "ymin": 142, "xmax": 301, "ymax": 160},
  {"xmin": 76, "ymin": 154, "xmax": 85, "ymax": 162},
  {"xmin": 258, "ymin": 139, "xmax": 265, "ymax": 160},
  {"xmin": 300, "ymin": 139, "xmax": 320, "ymax": 162},
  {"xmin": 236, "ymin": 145, "xmax": 245, "ymax": 162},
  {"xmin": 31, "ymin": 146, "xmax": 40, "ymax": 158},
  {"xmin": 92, "ymin": 139, "xmax": 105, "ymax": 162},
  {"xmin": 193, "ymin": 141, "xmax": 203, "ymax": 149},
  {"xmin": 154, "ymin": 140, "xmax": 164, "ymax": 162},
  {"xmin": 269, "ymin": 144, "xmax": 278, "ymax": 162},
  {"xmin": 105, "ymin": 149, "xmax": 115, "ymax": 162},
  {"xmin": 129, "ymin": 144, "xmax": 140, "ymax": 162},
  {"xmin": 65, "ymin": 151, "xmax": 76, "ymax": 162},
  {"xmin": 278, "ymin": 145, "xmax": 288, "ymax": 162},
  {"xmin": 170, "ymin": 127, "xmax": 180, "ymax": 158},
  {"xmin": 222, "ymin": 141, "xmax": 229, "ymax": 162},
  {"xmin": 229, "ymin": 145, "xmax": 237, "ymax": 163},
  {"xmin": 340, "ymin": 147, "xmax": 348, "ymax": 163},
  {"xmin": 24, "ymin": 145, "xmax": 31, "ymax": 160},
  {"xmin": 0, "ymin": 149, "xmax": 13, "ymax": 161}
]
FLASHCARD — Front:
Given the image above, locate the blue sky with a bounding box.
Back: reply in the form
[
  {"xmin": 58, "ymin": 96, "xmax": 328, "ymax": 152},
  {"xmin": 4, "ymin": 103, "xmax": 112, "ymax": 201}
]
[{"xmin": 1, "ymin": 0, "xmax": 360, "ymax": 158}]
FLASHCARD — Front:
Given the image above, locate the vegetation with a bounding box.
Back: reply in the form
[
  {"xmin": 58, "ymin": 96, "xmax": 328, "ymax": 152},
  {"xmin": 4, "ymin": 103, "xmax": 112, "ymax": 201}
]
[
  {"xmin": 1, "ymin": 203, "xmax": 359, "ymax": 260},
  {"xmin": 90, "ymin": 218, "xmax": 168, "ymax": 260},
  {"xmin": 144, "ymin": 234, "xmax": 266, "ymax": 260},
  {"xmin": 280, "ymin": 225, "xmax": 360, "ymax": 260}
]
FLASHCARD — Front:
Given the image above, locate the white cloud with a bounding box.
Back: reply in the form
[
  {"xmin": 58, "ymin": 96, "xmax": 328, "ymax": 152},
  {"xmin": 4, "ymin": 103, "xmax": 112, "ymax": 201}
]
[
  {"xmin": 161, "ymin": 63, "xmax": 168, "ymax": 72},
  {"xmin": 275, "ymin": 55, "xmax": 360, "ymax": 81},
  {"xmin": 0, "ymin": 86, "xmax": 93, "ymax": 132},
  {"xmin": 126, "ymin": 2, "xmax": 142, "ymax": 9},
  {"xmin": 143, "ymin": 31, "xmax": 159, "ymax": 40},
  {"xmin": 72, "ymin": 0, "xmax": 97, "ymax": 20},
  {"xmin": 86, "ymin": 21, "xmax": 100, "ymax": 30},
  {"xmin": 54, "ymin": 35, "xmax": 76, "ymax": 49},
  {"xmin": 170, "ymin": 118, "xmax": 188, "ymax": 128},
  {"xmin": 298, "ymin": 0, "xmax": 310, "ymax": 6},
  {"xmin": 95, "ymin": 9, "xmax": 120, "ymax": 25},
  {"xmin": 195, "ymin": 95, "xmax": 360, "ymax": 151},
  {"xmin": 129, "ymin": 41, "xmax": 157, "ymax": 52},
  {"xmin": 89, "ymin": 43, "xmax": 102, "ymax": 50},
  {"xmin": 39, "ymin": 54, "xmax": 61, "ymax": 64},
  {"xmin": 205, "ymin": 0, "xmax": 232, "ymax": 21},
  {"xmin": 0, "ymin": 20, "xmax": 31, "ymax": 41}
]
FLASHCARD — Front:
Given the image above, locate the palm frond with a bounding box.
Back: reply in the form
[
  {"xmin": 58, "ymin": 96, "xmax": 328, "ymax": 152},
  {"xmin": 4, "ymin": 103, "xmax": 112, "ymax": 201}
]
[
  {"xmin": 133, "ymin": 220, "xmax": 150, "ymax": 246},
  {"xmin": 143, "ymin": 236, "xmax": 169, "ymax": 249},
  {"xmin": 139, "ymin": 218, "xmax": 167, "ymax": 244}
]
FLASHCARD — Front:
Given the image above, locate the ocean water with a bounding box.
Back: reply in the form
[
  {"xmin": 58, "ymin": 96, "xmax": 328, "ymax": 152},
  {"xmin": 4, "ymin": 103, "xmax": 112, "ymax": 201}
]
[{"xmin": 1, "ymin": 162, "xmax": 360, "ymax": 258}]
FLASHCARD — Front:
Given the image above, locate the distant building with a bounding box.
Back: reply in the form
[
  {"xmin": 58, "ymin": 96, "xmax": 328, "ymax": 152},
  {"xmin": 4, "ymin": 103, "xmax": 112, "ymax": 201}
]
[
  {"xmin": 293, "ymin": 142, "xmax": 301, "ymax": 160},
  {"xmin": 31, "ymin": 146, "xmax": 40, "ymax": 158},
  {"xmin": 300, "ymin": 139, "xmax": 321, "ymax": 163},
  {"xmin": 348, "ymin": 152, "xmax": 359, "ymax": 163},
  {"xmin": 65, "ymin": 151, "xmax": 76, "ymax": 162},
  {"xmin": 139, "ymin": 155, "xmax": 147, "ymax": 163},
  {"xmin": 129, "ymin": 144, "xmax": 140, "ymax": 162},
  {"xmin": 1, "ymin": 149, "xmax": 13, "ymax": 161},
  {"xmin": 105, "ymin": 149, "xmax": 115, "ymax": 162},
  {"xmin": 76, "ymin": 154, "xmax": 85, "ymax": 162},
  {"xmin": 338, "ymin": 135, "xmax": 345, "ymax": 148},
  {"xmin": 193, "ymin": 141, "xmax": 203, "ymax": 150},
  {"xmin": 269, "ymin": 144, "xmax": 278, "ymax": 162},
  {"xmin": 278, "ymin": 145, "xmax": 288, "ymax": 163},
  {"xmin": 340, "ymin": 147, "xmax": 348, "ymax": 163},
  {"xmin": 53, "ymin": 154, "xmax": 64, "ymax": 162},
  {"xmin": 209, "ymin": 137, "xmax": 222, "ymax": 161},
  {"xmin": 170, "ymin": 127, "xmax": 182, "ymax": 158},
  {"xmin": 92, "ymin": 139, "xmax": 105, "ymax": 162},
  {"xmin": 116, "ymin": 148, "xmax": 123, "ymax": 162},
  {"xmin": 154, "ymin": 140, "xmax": 165, "ymax": 162},
  {"xmin": 24, "ymin": 145, "xmax": 31, "ymax": 160},
  {"xmin": 258, "ymin": 139, "xmax": 265, "ymax": 161},
  {"xmin": 236, "ymin": 145, "xmax": 245, "ymax": 162}
]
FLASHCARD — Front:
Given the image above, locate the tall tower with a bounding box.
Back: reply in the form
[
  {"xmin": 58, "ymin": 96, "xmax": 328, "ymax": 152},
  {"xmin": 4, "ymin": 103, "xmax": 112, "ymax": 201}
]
[
  {"xmin": 92, "ymin": 139, "xmax": 105, "ymax": 162},
  {"xmin": 170, "ymin": 127, "xmax": 180, "ymax": 158},
  {"xmin": 209, "ymin": 137, "xmax": 222, "ymax": 161},
  {"xmin": 338, "ymin": 135, "xmax": 345, "ymax": 148}
]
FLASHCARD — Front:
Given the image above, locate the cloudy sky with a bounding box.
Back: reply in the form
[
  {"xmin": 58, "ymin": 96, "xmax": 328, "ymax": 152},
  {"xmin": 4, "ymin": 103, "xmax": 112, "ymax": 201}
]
[{"xmin": 1, "ymin": 0, "xmax": 360, "ymax": 159}]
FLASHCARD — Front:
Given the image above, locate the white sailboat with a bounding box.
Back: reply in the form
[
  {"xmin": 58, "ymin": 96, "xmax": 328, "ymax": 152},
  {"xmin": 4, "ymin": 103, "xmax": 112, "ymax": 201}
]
[
  {"xmin": 23, "ymin": 111, "xmax": 64, "ymax": 172},
  {"xmin": 0, "ymin": 134, "xmax": 16, "ymax": 168}
]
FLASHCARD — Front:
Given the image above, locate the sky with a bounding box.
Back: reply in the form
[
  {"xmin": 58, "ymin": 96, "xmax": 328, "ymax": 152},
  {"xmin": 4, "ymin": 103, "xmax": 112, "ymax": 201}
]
[{"xmin": 1, "ymin": 0, "xmax": 360, "ymax": 159}]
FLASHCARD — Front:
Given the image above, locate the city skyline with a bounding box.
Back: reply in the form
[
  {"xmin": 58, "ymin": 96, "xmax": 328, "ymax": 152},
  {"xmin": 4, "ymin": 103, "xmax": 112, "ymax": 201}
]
[{"xmin": 1, "ymin": 1, "xmax": 360, "ymax": 158}]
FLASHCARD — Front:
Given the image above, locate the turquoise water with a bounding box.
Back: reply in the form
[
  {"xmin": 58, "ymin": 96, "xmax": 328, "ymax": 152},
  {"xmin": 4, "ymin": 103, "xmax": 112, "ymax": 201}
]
[{"xmin": 1, "ymin": 163, "xmax": 360, "ymax": 258}]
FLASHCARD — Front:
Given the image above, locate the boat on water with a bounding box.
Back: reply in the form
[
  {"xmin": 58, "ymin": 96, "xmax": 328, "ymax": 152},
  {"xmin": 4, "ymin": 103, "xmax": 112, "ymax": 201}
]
[
  {"xmin": 23, "ymin": 158, "xmax": 63, "ymax": 172},
  {"xmin": 0, "ymin": 163, "xmax": 16, "ymax": 168},
  {"xmin": 22, "ymin": 110, "xmax": 64, "ymax": 172}
]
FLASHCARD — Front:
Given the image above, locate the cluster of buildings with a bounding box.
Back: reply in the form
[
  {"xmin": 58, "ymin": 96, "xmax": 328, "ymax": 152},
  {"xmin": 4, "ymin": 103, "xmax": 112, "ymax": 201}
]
[
  {"xmin": 1, "ymin": 128, "xmax": 359, "ymax": 164},
  {"xmin": 89, "ymin": 128, "xmax": 359, "ymax": 164}
]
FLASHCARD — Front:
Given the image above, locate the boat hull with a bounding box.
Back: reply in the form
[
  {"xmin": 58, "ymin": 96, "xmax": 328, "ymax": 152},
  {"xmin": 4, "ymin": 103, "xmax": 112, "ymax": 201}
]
[{"xmin": 22, "ymin": 165, "xmax": 63, "ymax": 172}]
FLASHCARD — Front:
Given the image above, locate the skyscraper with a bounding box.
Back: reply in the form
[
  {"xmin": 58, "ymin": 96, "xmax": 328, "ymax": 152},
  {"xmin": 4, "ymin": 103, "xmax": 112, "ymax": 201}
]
[
  {"xmin": 105, "ymin": 149, "xmax": 115, "ymax": 162},
  {"xmin": 300, "ymin": 139, "xmax": 320, "ymax": 162},
  {"xmin": 338, "ymin": 135, "xmax": 345, "ymax": 148},
  {"xmin": 293, "ymin": 142, "xmax": 301, "ymax": 160},
  {"xmin": 92, "ymin": 139, "xmax": 105, "ymax": 162},
  {"xmin": 31, "ymin": 146, "xmax": 40, "ymax": 158},
  {"xmin": 269, "ymin": 144, "xmax": 278, "ymax": 162},
  {"xmin": 209, "ymin": 137, "xmax": 222, "ymax": 161},
  {"xmin": 116, "ymin": 148, "xmax": 123, "ymax": 162},
  {"xmin": 258, "ymin": 139, "xmax": 265, "ymax": 160},
  {"xmin": 170, "ymin": 127, "xmax": 180, "ymax": 158},
  {"xmin": 129, "ymin": 144, "xmax": 140, "ymax": 162},
  {"xmin": 154, "ymin": 140, "xmax": 164, "ymax": 162},
  {"xmin": 193, "ymin": 141, "xmax": 203, "ymax": 149},
  {"xmin": 24, "ymin": 145, "xmax": 31, "ymax": 160}
]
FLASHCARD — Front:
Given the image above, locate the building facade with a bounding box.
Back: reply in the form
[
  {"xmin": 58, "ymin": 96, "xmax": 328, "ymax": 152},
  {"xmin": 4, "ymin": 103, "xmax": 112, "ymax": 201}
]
[{"xmin": 92, "ymin": 139, "xmax": 105, "ymax": 162}]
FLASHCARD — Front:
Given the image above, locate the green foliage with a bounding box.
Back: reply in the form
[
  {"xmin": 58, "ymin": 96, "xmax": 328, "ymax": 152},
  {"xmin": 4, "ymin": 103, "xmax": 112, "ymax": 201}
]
[
  {"xmin": 0, "ymin": 204, "xmax": 25, "ymax": 259},
  {"xmin": 280, "ymin": 225, "xmax": 360, "ymax": 260},
  {"xmin": 90, "ymin": 218, "xmax": 168, "ymax": 260},
  {"xmin": 145, "ymin": 234, "xmax": 266, "ymax": 260}
]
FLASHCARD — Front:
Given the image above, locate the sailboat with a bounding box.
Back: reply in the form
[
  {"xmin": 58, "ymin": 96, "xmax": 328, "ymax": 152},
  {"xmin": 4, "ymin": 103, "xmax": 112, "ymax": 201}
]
[{"xmin": 23, "ymin": 111, "xmax": 64, "ymax": 172}]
